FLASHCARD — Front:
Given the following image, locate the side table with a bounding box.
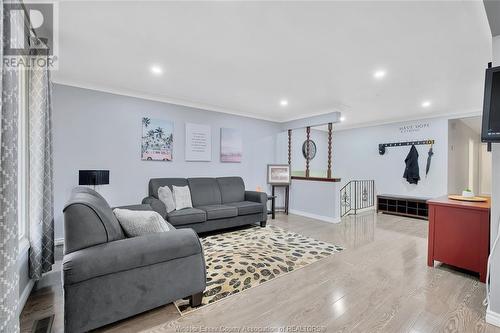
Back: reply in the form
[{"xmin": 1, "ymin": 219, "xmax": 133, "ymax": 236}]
[{"xmin": 267, "ymin": 195, "xmax": 277, "ymax": 219}]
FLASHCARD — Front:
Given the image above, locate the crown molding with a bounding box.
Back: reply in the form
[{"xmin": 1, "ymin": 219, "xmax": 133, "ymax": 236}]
[
  {"xmin": 52, "ymin": 78, "xmax": 283, "ymax": 123},
  {"xmin": 52, "ymin": 79, "xmax": 482, "ymax": 130},
  {"xmin": 333, "ymin": 110, "xmax": 482, "ymax": 132}
]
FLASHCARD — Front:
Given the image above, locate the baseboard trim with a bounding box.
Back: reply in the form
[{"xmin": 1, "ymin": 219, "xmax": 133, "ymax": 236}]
[
  {"xmin": 289, "ymin": 209, "xmax": 341, "ymax": 224},
  {"xmin": 356, "ymin": 206, "xmax": 376, "ymax": 213},
  {"xmin": 54, "ymin": 238, "xmax": 64, "ymax": 246},
  {"xmin": 18, "ymin": 279, "xmax": 34, "ymax": 316},
  {"xmin": 487, "ymin": 306, "xmax": 500, "ymax": 327}
]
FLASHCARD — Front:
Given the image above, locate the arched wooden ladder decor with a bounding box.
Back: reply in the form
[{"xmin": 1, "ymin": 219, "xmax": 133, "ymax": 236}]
[
  {"xmin": 287, "ymin": 122, "xmax": 338, "ymax": 182},
  {"xmin": 305, "ymin": 126, "xmax": 311, "ymax": 177},
  {"xmin": 327, "ymin": 122, "xmax": 333, "ymax": 178}
]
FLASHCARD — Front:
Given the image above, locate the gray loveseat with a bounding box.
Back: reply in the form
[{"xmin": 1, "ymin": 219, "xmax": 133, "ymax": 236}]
[
  {"xmin": 63, "ymin": 187, "xmax": 206, "ymax": 333},
  {"xmin": 142, "ymin": 177, "xmax": 268, "ymax": 233}
]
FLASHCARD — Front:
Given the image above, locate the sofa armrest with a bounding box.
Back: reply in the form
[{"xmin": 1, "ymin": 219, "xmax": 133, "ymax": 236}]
[
  {"xmin": 245, "ymin": 191, "xmax": 268, "ymax": 222},
  {"xmin": 245, "ymin": 191, "xmax": 267, "ymax": 204},
  {"xmin": 114, "ymin": 203, "xmax": 153, "ymax": 211},
  {"xmin": 63, "ymin": 228, "xmax": 203, "ymax": 285},
  {"xmin": 142, "ymin": 196, "xmax": 167, "ymax": 218}
]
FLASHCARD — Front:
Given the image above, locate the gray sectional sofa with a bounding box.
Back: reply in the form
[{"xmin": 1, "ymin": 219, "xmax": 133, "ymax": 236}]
[
  {"xmin": 142, "ymin": 176, "xmax": 268, "ymax": 233},
  {"xmin": 62, "ymin": 187, "xmax": 206, "ymax": 333}
]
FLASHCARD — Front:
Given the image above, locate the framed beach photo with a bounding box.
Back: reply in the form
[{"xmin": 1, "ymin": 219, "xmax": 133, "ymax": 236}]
[
  {"xmin": 141, "ymin": 117, "xmax": 174, "ymax": 161},
  {"xmin": 267, "ymin": 164, "xmax": 291, "ymax": 185}
]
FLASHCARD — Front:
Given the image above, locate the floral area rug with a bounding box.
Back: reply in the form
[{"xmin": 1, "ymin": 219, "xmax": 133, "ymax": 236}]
[{"xmin": 174, "ymin": 225, "xmax": 343, "ymax": 314}]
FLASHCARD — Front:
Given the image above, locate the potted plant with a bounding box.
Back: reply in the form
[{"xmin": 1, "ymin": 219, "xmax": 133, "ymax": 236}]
[{"xmin": 462, "ymin": 188, "xmax": 474, "ymax": 198}]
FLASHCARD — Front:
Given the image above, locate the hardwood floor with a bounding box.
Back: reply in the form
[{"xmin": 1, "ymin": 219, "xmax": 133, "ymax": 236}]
[{"xmin": 20, "ymin": 212, "xmax": 500, "ymax": 333}]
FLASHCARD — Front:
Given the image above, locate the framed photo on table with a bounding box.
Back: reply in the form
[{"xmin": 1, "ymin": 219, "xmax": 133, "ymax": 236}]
[{"xmin": 267, "ymin": 164, "xmax": 291, "ymax": 185}]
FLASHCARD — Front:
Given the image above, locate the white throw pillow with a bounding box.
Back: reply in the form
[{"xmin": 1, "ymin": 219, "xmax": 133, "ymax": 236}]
[
  {"xmin": 158, "ymin": 186, "xmax": 176, "ymax": 213},
  {"xmin": 173, "ymin": 185, "xmax": 193, "ymax": 210},
  {"xmin": 113, "ymin": 208, "xmax": 170, "ymax": 237}
]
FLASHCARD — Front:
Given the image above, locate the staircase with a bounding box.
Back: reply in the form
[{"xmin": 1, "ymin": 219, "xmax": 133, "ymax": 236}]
[{"xmin": 340, "ymin": 180, "xmax": 375, "ymax": 217}]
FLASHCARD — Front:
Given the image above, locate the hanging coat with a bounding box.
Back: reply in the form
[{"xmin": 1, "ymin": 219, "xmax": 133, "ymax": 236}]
[{"xmin": 403, "ymin": 145, "xmax": 420, "ymax": 184}]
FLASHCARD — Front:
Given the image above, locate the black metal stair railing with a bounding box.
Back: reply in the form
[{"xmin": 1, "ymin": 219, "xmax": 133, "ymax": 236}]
[{"xmin": 340, "ymin": 180, "xmax": 375, "ymax": 217}]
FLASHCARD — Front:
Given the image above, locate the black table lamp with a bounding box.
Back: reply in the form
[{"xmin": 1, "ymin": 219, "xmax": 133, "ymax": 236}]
[{"xmin": 79, "ymin": 170, "xmax": 110, "ymax": 190}]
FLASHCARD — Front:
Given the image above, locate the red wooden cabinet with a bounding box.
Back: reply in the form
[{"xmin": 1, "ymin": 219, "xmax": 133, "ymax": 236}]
[{"xmin": 427, "ymin": 196, "xmax": 490, "ymax": 283}]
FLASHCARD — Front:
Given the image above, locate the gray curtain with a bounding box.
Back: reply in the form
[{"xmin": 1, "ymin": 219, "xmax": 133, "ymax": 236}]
[
  {"xmin": 28, "ymin": 46, "xmax": 54, "ymax": 280},
  {"xmin": 0, "ymin": 0, "xmax": 20, "ymax": 331}
]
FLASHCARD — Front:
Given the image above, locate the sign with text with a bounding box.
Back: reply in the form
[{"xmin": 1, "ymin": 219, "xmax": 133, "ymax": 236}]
[
  {"xmin": 185, "ymin": 123, "xmax": 211, "ymax": 161},
  {"xmin": 399, "ymin": 122, "xmax": 430, "ymax": 134}
]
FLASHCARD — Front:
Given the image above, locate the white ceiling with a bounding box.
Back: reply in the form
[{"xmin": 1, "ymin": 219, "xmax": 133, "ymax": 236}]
[
  {"xmin": 53, "ymin": 1, "xmax": 492, "ymax": 127},
  {"xmin": 459, "ymin": 116, "xmax": 482, "ymax": 135},
  {"xmin": 484, "ymin": 0, "xmax": 500, "ymax": 37}
]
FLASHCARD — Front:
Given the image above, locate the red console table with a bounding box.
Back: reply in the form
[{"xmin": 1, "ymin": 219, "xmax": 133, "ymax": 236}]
[{"xmin": 427, "ymin": 196, "xmax": 490, "ymax": 282}]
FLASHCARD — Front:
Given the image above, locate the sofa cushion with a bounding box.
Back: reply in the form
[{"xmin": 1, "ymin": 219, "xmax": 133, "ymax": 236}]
[
  {"xmin": 217, "ymin": 177, "xmax": 245, "ymax": 203},
  {"xmin": 149, "ymin": 178, "xmax": 188, "ymax": 199},
  {"xmin": 188, "ymin": 178, "xmax": 222, "ymax": 206},
  {"xmin": 172, "ymin": 185, "xmax": 193, "ymax": 210},
  {"xmin": 119, "ymin": 203, "xmax": 176, "ymax": 230},
  {"xmin": 167, "ymin": 208, "xmax": 206, "ymax": 226},
  {"xmin": 158, "ymin": 186, "xmax": 176, "ymax": 213},
  {"xmin": 63, "ymin": 228, "xmax": 203, "ymax": 285},
  {"xmin": 113, "ymin": 208, "xmax": 170, "ymax": 237},
  {"xmin": 197, "ymin": 205, "xmax": 238, "ymax": 220},
  {"xmin": 226, "ymin": 201, "xmax": 264, "ymax": 216}
]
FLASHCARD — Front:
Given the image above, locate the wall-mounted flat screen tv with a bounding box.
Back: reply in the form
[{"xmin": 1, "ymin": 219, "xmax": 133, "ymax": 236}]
[{"xmin": 482, "ymin": 65, "xmax": 500, "ymax": 142}]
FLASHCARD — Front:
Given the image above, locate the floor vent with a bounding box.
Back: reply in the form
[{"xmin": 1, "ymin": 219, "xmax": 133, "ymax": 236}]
[{"xmin": 31, "ymin": 315, "xmax": 54, "ymax": 333}]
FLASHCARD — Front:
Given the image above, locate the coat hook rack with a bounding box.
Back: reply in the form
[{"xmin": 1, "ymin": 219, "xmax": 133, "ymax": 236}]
[{"xmin": 378, "ymin": 140, "xmax": 434, "ymax": 155}]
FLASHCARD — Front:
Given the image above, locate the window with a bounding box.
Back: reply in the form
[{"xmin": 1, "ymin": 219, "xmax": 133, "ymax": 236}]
[{"xmin": 18, "ymin": 59, "xmax": 29, "ymax": 246}]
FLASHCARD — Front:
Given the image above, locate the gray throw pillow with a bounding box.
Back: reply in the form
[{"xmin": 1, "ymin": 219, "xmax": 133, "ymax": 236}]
[
  {"xmin": 158, "ymin": 186, "xmax": 176, "ymax": 213},
  {"xmin": 113, "ymin": 208, "xmax": 170, "ymax": 237},
  {"xmin": 173, "ymin": 185, "xmax": 193, "ymax": 210}
]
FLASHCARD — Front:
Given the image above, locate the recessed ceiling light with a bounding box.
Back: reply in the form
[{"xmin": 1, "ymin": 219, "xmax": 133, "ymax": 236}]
[
  {"xmin": 373, "ymin": 70, "xmax": 386, "ymax": 79},
  {"xmin": 421, "ymin": 100, "xmax": 432, "ymax": 108},
  {"xmin": 340, "ymin": 116, "xmax": 346, "ymax": 122},
  {"xmin": 280, "ymin": 99, "xmax": 288, "ymax": 107},
  {"xmin": 150, "ymin": 65, "xmax": 163, "ymax": 76}
]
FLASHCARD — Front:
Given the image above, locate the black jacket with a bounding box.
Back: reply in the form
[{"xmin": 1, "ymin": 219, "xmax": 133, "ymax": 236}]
[{"xmin": 403, "ymin": 145, "xmax": 420, "ymax": 184}]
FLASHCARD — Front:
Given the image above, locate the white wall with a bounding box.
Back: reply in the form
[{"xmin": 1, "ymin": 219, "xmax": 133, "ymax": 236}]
[
  {"xmin": 53, "ymin": 84, "xmax": 281, "ymax": 239},
  {"xmin": 274, "ymin": 117, "xmax": 448, "ymax": 221},
  {"xmin": 276, "ymin": 128, "xmax": 338, "ymax": 221},
  {"xmin": 447, "ymin": 119, "xmax": 481, "ymax": 195},
  {"xmin": 480, "ymin": 143, "xmax": 492, "ymax": 195},
  {"xmin": 289, "ymin": 180, "xmax": 340, "ymax": 222},
  {"xmin": 331, "ymin": 117, "xmax": 449, "ymax": 199},
  {"xmin": 488, "ymin": 35, "xmax": 500, "ymax": 322}
]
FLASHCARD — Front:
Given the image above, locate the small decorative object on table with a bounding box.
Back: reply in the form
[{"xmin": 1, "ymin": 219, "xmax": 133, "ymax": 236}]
[
  {"xmin": 448, "ymin": 194, "xmax": 488, "ymax": 202},
  {"xmin": 462, "ymin": 188, "xmax": 474, "ymax": 198},
  {"xmin": 447, "ymin": 188, "xmax": 488, "ymax": 202}
]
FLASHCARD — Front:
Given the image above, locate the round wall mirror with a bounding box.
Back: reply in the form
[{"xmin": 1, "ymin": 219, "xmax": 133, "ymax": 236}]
[{"xmin": 302, "ymin": 140, "xmax": 317, "ymax": 160}]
